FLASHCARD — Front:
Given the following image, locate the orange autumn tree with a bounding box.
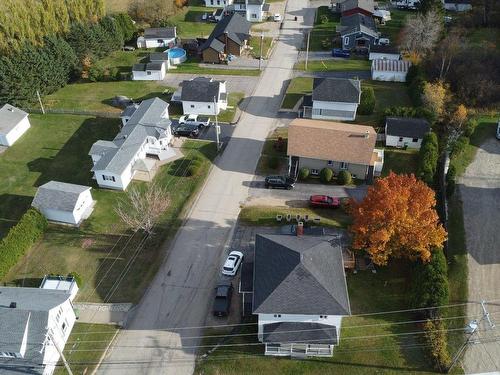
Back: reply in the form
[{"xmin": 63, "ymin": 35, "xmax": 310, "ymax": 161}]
[{"xmin": 350, "ymin": 172, "xmax": 447, "ymax": 265}]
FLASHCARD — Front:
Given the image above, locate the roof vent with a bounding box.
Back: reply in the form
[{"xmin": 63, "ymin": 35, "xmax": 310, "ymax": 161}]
[
  {"xmin": 7, "ymin": 107, "xmax": 14, "ymax": 112},
  {"xmin": 9, "ymin": 302, "xmax": 16, "ymax": 308},
  {"xmin": 364, "ymin": 130, "xmax": 370, "ymax": 139}
]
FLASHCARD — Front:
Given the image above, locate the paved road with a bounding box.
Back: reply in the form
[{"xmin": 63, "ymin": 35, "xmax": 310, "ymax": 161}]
[
  {"xmin": 162, "ymin": 73, "xmax": 258, "ymax": 96},
  {"xmin": 460, "ymin": 137, "xmax": 500, "ymax": 373},
  {"xmin": 97, "ymin": 2, "xmax": 315, "ymax": 374}
]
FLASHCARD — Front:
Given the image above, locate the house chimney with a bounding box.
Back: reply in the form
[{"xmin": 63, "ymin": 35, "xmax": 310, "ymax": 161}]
[
  {"xmin": 297, "ymin": 222, "xmax": 304, "ymax": 236},
  {"xmin": 364, "ymin": 130, "xmax": 369, "ymax": 139},
  {"xmin": 9, "ymin": 302, "xmax": 16, "ymax": 308}
]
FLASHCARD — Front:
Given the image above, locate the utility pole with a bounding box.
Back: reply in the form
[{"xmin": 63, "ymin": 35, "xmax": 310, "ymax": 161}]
[
  {"xmin": 47, "ymin": 330, "xmax": 73, "ymax": 375},
  {"xmin": 213, "ymin": 96, "xmax": 220, "ymax": 151},
  {"xmin": 305, "ymin": 30, "xmax": 311, "ymax": 71},
  {"xmin": 36, "ymin": 90, "xmax": 45, "ymax": 114},
  {"xmin": 258, "ymin": 33, "xmax": 264, "ymax": 71}
]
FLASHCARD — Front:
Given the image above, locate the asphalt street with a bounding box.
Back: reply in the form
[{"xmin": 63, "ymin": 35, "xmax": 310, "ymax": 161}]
[{"xmin": 97, "ymin": 1, "xmax": 316, "ymax": 374}]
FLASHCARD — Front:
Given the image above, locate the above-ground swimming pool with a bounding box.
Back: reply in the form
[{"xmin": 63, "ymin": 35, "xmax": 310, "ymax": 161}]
[{"xmin": 167, "ymin": 48, "xmax": 187, "ymax": 65}]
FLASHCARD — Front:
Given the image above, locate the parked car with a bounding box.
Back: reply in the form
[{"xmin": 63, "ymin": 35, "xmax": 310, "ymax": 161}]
[
  {"xmin": 122, "ymin": 46, "xmax": 135, "ymax": 51},
  {"xmin": 179, "ymin": 114, "xmax": 211, "ymax": 128},
  {"xmin": 377, "ymin": 38, "xmax": 390, "ymax": 46},
  {"xmin": 222, "ymin": 251, "xmax": 244, "ymax": 276},
  {"xmin": 173, "ymin": 124, "xmax": 199, "ymax": 138},
  {"xmin": 213, "ymin": 282, "xmax": 233, "ymax": 317},
  {"xmin": 332, "ymin": 48, "xmax": 350, "ymax": 58},
  {"xmin": 496, "ymin": 121, "xmax": 500, "ymax": 140},
  {"xmin": 202, "ymin": 12, "xmax": 208, "ymax": 21},
  {"xmin": 309, "ymin": 195, "xmax": 341, "ymax": 208},
  {"xmin": 264, "ymin": 175, "xmax": 295, "ymax": 190},
  {"xmin": 273, "ymin": 13, "xmax": 282, "ymax": 22}
]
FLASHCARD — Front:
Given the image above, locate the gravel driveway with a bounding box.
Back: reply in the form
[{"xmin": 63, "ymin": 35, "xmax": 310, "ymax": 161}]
[
  {"xmin": 460, "ymin": 137, "xmax": 500, "ymax": 373},
  {"xmin": 162, "ymin": 73, "xmax": 258, "ymax": 96}
]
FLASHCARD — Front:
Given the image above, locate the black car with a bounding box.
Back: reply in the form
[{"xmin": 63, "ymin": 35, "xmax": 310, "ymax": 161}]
[
  {"xmin": 213, "ymin": 281, "xmax": 233, "ymax": 317},
  {"xmin": 264, "ymin": 175, "xmax": 295, "ymax": 190},
  {"xmin": 174, "ymin": 124, "xmax": 199, "ymax": 138}
]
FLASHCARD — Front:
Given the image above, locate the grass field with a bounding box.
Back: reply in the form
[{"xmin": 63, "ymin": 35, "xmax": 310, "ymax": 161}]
[
  {"xmin": 168, "ymin": 4, "xmax": 217, "ymax": 38},
  {"xmin": 249, "ymin": 36, "xmax": 274, "ymax": 59},
  {"xmin": 44, "ymin": 81, "xmax": 172, "ymax": 113},
  {"xmin": 170, "ymin": 57, "xmax": 261, "ymax": 76},
  {"xmin": 310, "ymin": 6, "xmax": 340, "ymax": 51},
  {"xmin": 55, "ymin": 323, "xmax": 118, "ymax": 375},
  {"xmin": 381, "ymin": 148, "xmax": 419, "ymax": 176},
  {"xmin": 0, "ymin": 114, "xmax": 217, "ymax": 303},
  {"xmin": 295, "ymin": 58, "xmax": 371, "ymax": 72},
  {"xmin": 281, "ymin": 77, "xmax": 313, "ymax": 109},
  {"xmin": 378, "ymin": 9, "xmax": 410, "ymax": 46},
  {"xmin": 256, "ymin": 127, "xmax": 288, "ymax": 174}
]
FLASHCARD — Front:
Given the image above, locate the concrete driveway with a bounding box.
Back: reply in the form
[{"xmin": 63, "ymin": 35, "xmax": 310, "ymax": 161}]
[
  {"xmin": 171, "ymin": 121, "xmax": 234, "ymax": 144},
  {"xmin": 460, "ymin": 137, "xmax": 500, "ymax": 373}
]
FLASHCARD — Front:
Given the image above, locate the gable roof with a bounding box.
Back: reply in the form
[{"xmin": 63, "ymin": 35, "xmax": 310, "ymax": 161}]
[
  {"xmin": 262, "ymin": 322, "xmax": 338, "ymax": 345},
  {"xmin": 369, "ymin": 44, "xmax": 400, "ymax": 55},
  {"xmin": 132, "ymin": 62, "xmax": 164, "ymax": 72},
  {"xmin": 340, "ymin": 13, "xmax": 378, "ymax": 37},
  {"xmin": 287, "ymin": 119, "xmax": 377, "ymax": 166},
  {"xmin": 340, "ymin": 0, "xmax": 375, "ymax": 14},
  {"xmin": 180, "ymin": 77, "xmax": 225, "ymax": 103},
  {"xmin": 385, "ymin": 117, "xmax": 430, "ymax": 138},
  {"xmin": 201, "ymin": 13, "xmax": 251, "ymax": 51},
  {"xmin": 312, "ymin": 78, "xmax": 361, "ymax": 103},
  {"xmin": 143, "ymin": 27, "xmax": 176, "ymax": 39},
  {"xmin": 32, "ymin": 181, "xmax": 91, "ymax": 213},
  {"xmin": 0, "ymin": 104, "xmax": 28, "ymax": 135},
  {"xmin": 252, "ymin": 234, "xmax": 350, "ymax": 315},
  {"xmin": 149, "ymin": 52, "xmax": 169, "ymax": 62},
  {"xmin": 89, "ymin": 98, "xmax": 171, "ymax": 175},
  {"xmin": 372, "ymin": 59, "xmax": 411, "ymax": 72}
]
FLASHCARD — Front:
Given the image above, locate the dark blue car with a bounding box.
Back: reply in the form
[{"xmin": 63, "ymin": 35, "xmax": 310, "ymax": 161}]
[{"xmin": 332, "ymin": 48, "xmax": 350, "ymax": 58}]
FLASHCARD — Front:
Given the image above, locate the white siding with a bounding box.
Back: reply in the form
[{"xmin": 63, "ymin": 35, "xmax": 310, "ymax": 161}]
[
  {"xmin": 312, "ymin": 100, "xmax": 358, "ymax": 121},
  {"xmin": 385, "ymin": 134, "xmax": 423, "ymax": 149},
  {"xmin": 143, "ymin": 37, "xmax": 176, "ymax": 48},
  {"xmin": 132, "ymin": 64, "xmax": 166, "ymax": 81},
  {"xmin": 94, "ymin": 170, "xmax": 128, "ymax": 190},
  {"xmin": 246, "ymin": 4, "xmax": 264, "ymax": 21},
  {"xmin": 204, "ymin": 0, "xmax": 233, "ymax": 6},
  {"xmin": 0, "ymin": 116, "xmax": 31, "ymax": 146}
]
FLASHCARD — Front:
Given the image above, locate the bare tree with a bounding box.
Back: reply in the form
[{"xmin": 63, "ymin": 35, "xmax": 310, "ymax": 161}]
[
  {"xmin": 435, "ymin": 30, "xmax": 463, "ymax": 80},
  {"xmin": 115, "ymin": 182, "xmax": 170, "ymax": 234},
  {"xmin": 401, "ymin": 11, "xmax": 442, "ymax": 61}
]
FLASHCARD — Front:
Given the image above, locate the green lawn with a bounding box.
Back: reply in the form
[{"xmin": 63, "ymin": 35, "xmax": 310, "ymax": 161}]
[
  {"xmin": 378, "ymin": 9, "xmax": 410, "ymax": 46},
  {"xmin": 44, "ymin": 81, "xmax": 172, "ymax": 113},
  {"xmin": 249, "ymin": 36, "xmax": 274, "ymax": 59},
  {"xmin": 196, "ymin": 262, "xmax": 441, "ymax": 375},
  {"xmin": 466, "ymin": 27, "xmax": 500, "ymax": 50},
  {"xmin": 167, "ymin": 4, "xmax": 217, "ymax": 38},
  {"xmin": 256, "ymin": 127, "xmax": 288, "ymax": 174},
  {"xmin": 309, "ymin": 6, "xmax": 340, "ymax": 51},
  {"xmin": 0, "ymin": 114, "xmax": 218, "ymax": 303},
  {"xmin": 55, "ymin": 323, "xmax": 118, "ymax": 375},
  {"xmin": 295, "ymin": 58, "xmax": 371, "ymax": 72},
  {"xmin": 281, "ymin": 77, "xmax": 313, "ymax": 110},
  {"xmin": 97, "ymin": 49, "xmax": 149, "ymax": 74},
  {"xmin": 170, "ymin": 57, "xmax": 261, "ymax": 76},
  {"xmin": 381, "ymin": 148, "xmax": 419, "ymax": 176}
]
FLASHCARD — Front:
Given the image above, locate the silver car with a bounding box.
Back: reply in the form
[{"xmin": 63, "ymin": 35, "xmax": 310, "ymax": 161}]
[{"xmin": 222, "ymin": 251, "xmax": 244, "ymax": 276}]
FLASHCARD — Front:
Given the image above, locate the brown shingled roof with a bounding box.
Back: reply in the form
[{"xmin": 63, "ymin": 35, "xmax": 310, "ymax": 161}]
[{"xmin": 287, "ymin": 119, "xmax": 377, "ymax": 166}]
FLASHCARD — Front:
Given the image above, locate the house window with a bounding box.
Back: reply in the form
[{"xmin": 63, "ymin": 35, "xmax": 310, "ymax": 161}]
[
  {"xmin": 273, "ymin": 314, "xmax": 281, "ymax": 318},
  {"xmin": 412, "ymin": 137, "xmax": 418, "ymax": 142},
  {"xmin": 327, "ymin": 160, "xmax": 333, "ymax": 166},
  {"xmin": 251, "ymin": 13, "xmax": 257, "ymax": 18},
  {"xmin": 208, "ymin": 105, "xmax": 211, "ymax": 108},
  {"xmin": 217, "ymin": 0, "xmax": 220, "ymax": 4},
  {"xmin": 147, "ymin": 71, "xmax": 152, "ymax": 75},
  {"xmin": 210, "ymin": 0, "xmax": 214, "ymax": 4},
  {"xmin": 62, "ymin": 322, "xmax": 67, "ymax": 333},
  {"xmin": 320, "ymin": 315, "xmax": 328, "ymax": 319},
  {"xmin": 190, "ymin": 104, "xmax": 195, "ymax": 108},
  {"xmin": 340, "ymin": 162, "xmax": 348, "ymax": 170},
  {"xmin": 398, "ymin": 137, "xmax": 404, "ymax": 142},
  {"xmin": 311, "ymin": 169, "xmax": 319, "ymax": 176},
  {"xmin": 343, "ymin": 36, "xmax": 349, "ymax": 46},
  {"xmin": 102, "ymin": 175, "xmax": 115, "ymax": 182}
]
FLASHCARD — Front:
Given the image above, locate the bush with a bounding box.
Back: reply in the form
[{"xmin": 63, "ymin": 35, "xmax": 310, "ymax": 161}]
[
  {"xmin": 358, "ymin": 87, "xmax": 376, "ymax": 115},
  {"xmin": 337, "ymin": 170, "xmax": 352, "ymax": 185},
  {"xmin": 417, "ymin": 132, "xmax": 439, "ymax": 186},
  {"xmin": 0, "ymin": 209, "xmax": 48, "ymax": 280},
  {"xmin": 423, "ymin": 318, "xmax": 452, "ymax": 372},
  {"xmin": 298, "ymin": 168, "xmax": 310, "ymax": 180},
  {"xmin": 450, "ymin": 136, "xmax": 469, "ymax": 158},
  {"xmin": 320, "ymin": 168, "xmax": 334, "ymax": 183},
  {"xmin": 267, "ymin": 156, "xmax": 279, "ymax": 170},
  {"xmin": 446, "ymin": 165, "xmax": 456, "ymax": 197},
  {"xmin": 88, "ymin": 63, "xmax": 105, "ymax": 82},
  {"xmin": 381, "ymin": 106, "xmax": 436, "ymax": 126},
  {"xmin": 463, "ymin": 118, "xmax": 478, "ymax": 137}
]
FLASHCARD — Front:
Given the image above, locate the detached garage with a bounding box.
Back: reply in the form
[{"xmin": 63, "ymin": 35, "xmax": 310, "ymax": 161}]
[
  {"xmin": 132, "ymin": 62, "xmax": 166, "ymax": 81},
  {"xmin": 0, "ymin": 104, "xmax": 31, "ymax": 147},
  {"xmin": 32, "ymin": 181, "xmax": 95, "ymax": 225},
  {"xmin": 371, "ymin": 59, "xmax": 411, "ymax": 82}
]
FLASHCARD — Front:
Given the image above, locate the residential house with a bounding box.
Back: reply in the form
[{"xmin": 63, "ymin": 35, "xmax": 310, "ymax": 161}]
[
  {"xmin": 253, "ymin": 233, "xmax": 351, "ymax": 357},
  {"xmin": 373, "ymin": 9, "xmax": 391, "ymax": 23},
  {"xmin": 339, "ymin": 14, "xmax": 379, "ymax": 51},
  {"xmin": 0, "ymin": 280, "xmax": 78, "ymax": 375},
  {"xmin": 385, "ymin": 117, "xmax": 430, "ymax": 149},
  {"xmin": 368, "ymin": 45, "xmax": 400, "ymax": 60},
  {"xmin": 395, "ymin": 0, "xmax": 420, "ymax": 9},
  {"xmin": 136, "ymin": 27, "xmax": 177, "ymax": 49},
  {"xmin": 0, "ymin": 104, "xmax": 30, "ymax": 147},
  {"xmin": 204, "ymin": 0, "xmax": 233, "ymax": 7},
  {"xmin": 132, "ymin": 62, "xmax": 166, "ymax": 81},
  {"xmin": 172, "ymin": 77, "xmax": 228, "ymax": 115},
  {"xmin": 443, "ymin": 0, "xmax": 471, "ymax": 11},
  {"xmin": 200, "ymin": 13, "xmax": 251, "ymax": 63},
  {"xmin": 303, "ymin": 78, "xmax": 361, "ymax": 121},
  {"xmin": 371, "ymin": 59, "xmax": 411, "ymax": 82},
  {"xmin": 287, "ymin": 119, "xmax": 383, "ymax": 182},
  {"xmin": 337, "ymin": 0, "xmax": 375, "ymax": 16},
  {"xmin": 232, "ymin": 0, "xmax": 268, "ymax": 22},
  {"xmin": 31, "ymin": 181, "xmax": 95, "ymax": 225},
  {"xmin": 89, "ymin": 98, "xmax": 174, "ymax": 190}
]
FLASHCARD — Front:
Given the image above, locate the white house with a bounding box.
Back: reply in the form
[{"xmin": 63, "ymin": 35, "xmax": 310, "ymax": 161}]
[
  {"xmin": 233, "ymin": 0, "xmax": 267, "ymax": 22},
  {"xmin": 204, "ymin": 0, "xmax": 233, "ymax": 7},
  {"xmin": 31, "ymin": 181, "xmax": 95, "ymax": 225},
  {"xmin": 253, "ymin": 233, "xmax": 351, "ymax": 357},
  {"xmin": 385, "ymin": 117, "xmax": 431, "ymax": 149},
  {"xmin": 132, "ymin": 62, "xmax": 166, "ymax": 81},
  {"xmin": 443, "ymin": 0, "xmax": 471, "ymax": 11},
  {"xmin": 0, "ymin": 104, "xmax": 31, "ymax": 147},
  {"xmin": 371, "ymin": 59, "xmax": 411, "ymax": 82},
  {"xmin": 303, "ymin": 78, "xmax": 361, "ymax": 121},
  {"xmin": 369, "ymin": 45, "xmax": 400, "ymax": 60},
  {"xmin": 0, "ymin": 280, "xmax": 78, "ymax": 375},
  {"xmin": 89, "ymin": 98, "xmax": 174, "ymax": 190},
  {"xmin": 172, "ymin": 77, "xmax": 228, "ymax": 115},
  {"xmin": 136, "ymin": 27, "xmax": 177, "ymax": 48}
]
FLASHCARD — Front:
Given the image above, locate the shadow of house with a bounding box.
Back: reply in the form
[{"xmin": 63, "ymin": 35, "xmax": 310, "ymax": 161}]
[
  {"xmin": 0, "ymin": 194, "xmax": 35, "ymax": 239},
  {"xmin": 27, "ymin": 118, "xmax": 121, "ymax": 188}
]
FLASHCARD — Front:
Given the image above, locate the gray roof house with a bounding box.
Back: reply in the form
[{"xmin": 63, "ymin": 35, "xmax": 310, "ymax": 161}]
[
  {"xmin": 0, "ymin": 286, "xmax": 77, "ymax": 375},
  {"xmin": 0, "ymin": 104, "xmax": 31, "ymax": 147},
  {"xmin": 89, "ymin": 98, "xmax": 174, "ymax": 190},
  {"xmin": 385, "ymin": 117, "xmax": 430, "ymax": 149},
  {"xmin": 137, "ymin": 27, "xmax": 177, "ymax": 48},
  {"xmin": 31, "ymin": 181, "xmax": 95, "ymax": 225},
  {"xmin": 172, "ymin": 77, "xmax": 228, "ymax": 115},
  {"xmin": 253, "ymin": 233, "xmax": 350, "ymax": 357},
  {"xmin": 339, "ymin": 13, "xmax": 379, "ymax": 50},
  {"xmin": 303, "ymin": 77, "xmax": 361, "ymax": 121}
]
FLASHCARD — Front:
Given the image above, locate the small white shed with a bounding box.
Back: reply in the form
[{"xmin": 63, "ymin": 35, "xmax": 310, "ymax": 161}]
[
  {"xmin": 132, "ymin": 62, "xmax": 166, "ymax": 81},
  {"xmin": 32, "ymin": 181, "xmax": 95, "ymax": 225},
  {"xmin": 137, "ymin": 27, "xmax": 177, "ymax": 49},
  {"xmin": 0, "ymin": 104, "xmax": 31, "ymax": 146},
  {"xmin": 371, "ymin": 59, "xmax": 411, "ymax": 82}
]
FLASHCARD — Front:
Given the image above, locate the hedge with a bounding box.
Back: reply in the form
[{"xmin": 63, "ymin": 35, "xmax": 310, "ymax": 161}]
[
  {"xmin": 423, "ymin": 318, "xmax": 451, "ymax": 372},
  {"xmin": 320, "ymin": 168, "xmax": 333, "ymax": 183},
  {"xmin": 446, "ymin": 165, "xmax": 457, "ymax": 197},
  {"xmin": 298, "ymin": 168, "xmax": 310, "ymax": 180},
  {"xmin": 0, "ymin": 208, "xmax": 48, "ymax": 280},
  {"xmin": 337, "ymin": 170, "xmax": 352, "ymax": 185},
  {"xmin": 358, "ymin": 87, "xmax": 376, "ymax": 115},
  {"xmin": 417, "ymin": 132, "xmax": 439, "ymax": 186}
]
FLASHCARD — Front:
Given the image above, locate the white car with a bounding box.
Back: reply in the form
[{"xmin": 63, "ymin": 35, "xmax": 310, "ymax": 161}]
[
  {"xmin": 222, "ymin": 251, "xmax": 244, "ymax": 276},
  {"xmin": 496, "ymin": 121, "xmax": 500, "ymax": 140},
  {"xmin": 273, "ymin": 14, "xmax": 282, "ymax": 22},
  {"xmin": 179, "ymin": 114, "xmax": 210, "ymax": 128},
  {"xmin": 377, "ymin": 38, "xmax": 390, "ymax": 46}
]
